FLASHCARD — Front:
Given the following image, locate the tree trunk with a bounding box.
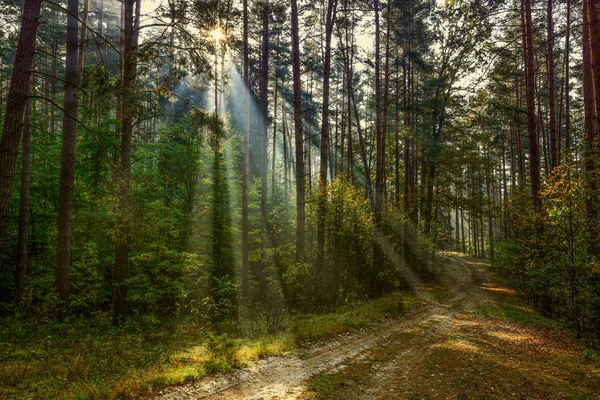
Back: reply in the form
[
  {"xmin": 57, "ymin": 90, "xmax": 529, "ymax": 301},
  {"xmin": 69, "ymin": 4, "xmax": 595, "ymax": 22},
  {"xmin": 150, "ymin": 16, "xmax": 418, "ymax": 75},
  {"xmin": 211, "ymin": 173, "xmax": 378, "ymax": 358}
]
[
  {"xmin": 547, "ymin": 0, "xmax": 558, "ymax": 170},
  {"xmin": 113, "ymin": 0, "xmax": 138, "ymax": 324},
  {"xmin": 55, "ymin": 0, "xmax": 81, "ymax": 306},
  {"xmin": 515, "ymin": 78, "xmax": 525, "ymax": 183},
  {"xmin": 0, "ymin": 0, "xmax": 42, "ymax": 269},
  {"xmin": 486, "ymin": 148, "xmax": 494, "ymax": 260},
  {"xmin": 371, "ymin": 0, "xmax": 384, "ymax": 296},
  {"xmin": 15, "ymin": 79, "xmax": 33, "ymax": 303},
  {"xmin": 78, "ymin": 0, "xmax": 90, "ymax": 74},
  {"xmin": 377, "ymin": 1, "xmax": 390, "ymax": 213},
  {"xmin": 272, "ymin": 76, "xmax": 278, "ymax": 199},
  {"xmin": 394, "ymin": 58, "xmax": 401, "ymax": 205},
  {"xmin": 259, "ymin": 0, "xmax": 269, "ymax": 299},
  {"xmin": 340, "ymin": 38, "xmax": 371, "ymax": 202},
  {"xmin": 282, "ymin": 103, "xmax": 289, "ymax": 196},
  {"xmin": 584, "ymin": 0, "xmax": 596, "ymax": 146},
  {"xmin": 96, "ymin": 0, "xmax": 104, "ymax": 62},
  {"xmin": 588, "ymin": 0, "xmax": 600, "ymax": 131},
  {"xmin": 316, "ymin": 0, "xmax": 337, "ymax": 275},
  {"xmin": 455, "ymin": 206, "xmax": 460, "ymax": 246},
  {"xmin": 584, "ymin": 0, "xmax": 600, "ymax": 258},
  {"xmin": 404, "ymin": 58, "xmax": 412, "ymax": 218},
  {"xmin": 242, "ymin": 0, "xmax": 250, "ymax": 297},
  {"xmin": 461, "ymin": 208, "xmax": 466, "ymax": 253},
  {"xmin": 291, "ymin": 0, "xmax": 305, "ymax": 261},
  {"xmin": 502, "ymin": 137, "xmax": 509, "ymax": 238},
  {"xmin": 523, "ymin": 0, "xmax": 542, "ymax": 213},
  {"xmin": 565, "ymin": 0, "xmax": 571, "ymax": 152},
  {"xmin": 344, "ymin": 7, "xmax": 354, "ymax": 182}
]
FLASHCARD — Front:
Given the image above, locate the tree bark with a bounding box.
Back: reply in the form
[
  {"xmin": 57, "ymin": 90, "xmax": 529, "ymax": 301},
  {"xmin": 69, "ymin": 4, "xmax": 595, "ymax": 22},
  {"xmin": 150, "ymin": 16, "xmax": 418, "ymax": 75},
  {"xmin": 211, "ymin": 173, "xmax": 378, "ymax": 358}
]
[
  {"xmin": 55, "ymin": 0, "xmax": 81, "ymax": 306},
  {"xmin": 584, "ymin": 0, "xmax": 599, "ymax": 258},
  {"xmin": 272, "ymin": 76, "xmax": 278, "ymax": 199},
  {"xmin": 291, "ymin": 0, "xmax": 305, "ymax": 261},
  {"xmin": 96, "ymin": 0, "xmax": 104, "ymax": 62},
  {"xmin": 15, "ymin": 79, "xmax": 33, "ymax": 303},
  {"xmin": 584, "ymin": 0, "xmax": 596, "ymax": 145},
  {"xmin": 260, "ymin": 0, "xmax": 269, "ymax": 295},
  {"xmin": 371, "ymin": 0, "xmax": 384, "ymax": 296},
  {"xmin": 113, "ymin": 0, "xmax": 138, "ymax": 324},
  {"xmin": 241, "ymin": 0, "xmax": 250, "ymax": 297},
  {"xmin": 565, "ymin": 0, "xmax": 571, "ymax": 152},
  {"xmin": 523, "ymin": 0, "xmax": 542, "ymax": 213},
  {"xmin": 588, "ymin": 0, "xmax": 600, "ymax": 132},
  {"xmin": 337, "ymin": 25, "xmax": 371, "ymax": 202},
  {"xmin": 546, "ymin": 0, "xmax": 558, "ymax": 169},
  {"xmin": 0, "ymin": 0, "xmax": 42, "ymax": 269},
  {"xmin": 78, "ymin": 0, "xmax": 90, "ymax": 74},
  {"xmin": 316, "ymin": 0, "xmax": 337, "ymax": 275}
]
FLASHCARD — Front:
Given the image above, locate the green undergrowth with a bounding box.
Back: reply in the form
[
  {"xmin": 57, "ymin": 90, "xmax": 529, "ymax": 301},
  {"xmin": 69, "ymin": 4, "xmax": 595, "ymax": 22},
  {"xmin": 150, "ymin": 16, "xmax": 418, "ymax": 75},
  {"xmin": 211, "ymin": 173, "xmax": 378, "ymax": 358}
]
[
  {"xmin": 480, "ymin": 302, "xmax": 562, "ymax": 330},
  {"xmin": 0, "ymin": 291, "xmax": 427, "ymax": 400},
  {"xmin": 307, "ymin": 370, "xmax": 350, "ymax": 398},
  {"xmin": 292, "ymin": 292, "xmax": 422, "ymax": 344}
]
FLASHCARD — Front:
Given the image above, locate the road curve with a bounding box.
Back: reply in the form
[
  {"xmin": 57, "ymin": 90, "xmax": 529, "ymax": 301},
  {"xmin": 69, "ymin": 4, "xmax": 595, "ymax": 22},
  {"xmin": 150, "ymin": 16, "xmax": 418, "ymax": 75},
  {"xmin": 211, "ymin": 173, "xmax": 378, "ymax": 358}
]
[{"xmin": 154, "ymin": 255, "xmax": 473, "ymax": 400}]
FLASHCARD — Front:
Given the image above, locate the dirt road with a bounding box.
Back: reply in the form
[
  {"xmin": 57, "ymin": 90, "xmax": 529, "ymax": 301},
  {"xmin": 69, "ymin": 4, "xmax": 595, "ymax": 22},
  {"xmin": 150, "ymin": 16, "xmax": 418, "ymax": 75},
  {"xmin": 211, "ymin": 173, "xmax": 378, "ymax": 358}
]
[{"xmin": 155, "ymin": 256, "xmax": 600, "ymax": 400}]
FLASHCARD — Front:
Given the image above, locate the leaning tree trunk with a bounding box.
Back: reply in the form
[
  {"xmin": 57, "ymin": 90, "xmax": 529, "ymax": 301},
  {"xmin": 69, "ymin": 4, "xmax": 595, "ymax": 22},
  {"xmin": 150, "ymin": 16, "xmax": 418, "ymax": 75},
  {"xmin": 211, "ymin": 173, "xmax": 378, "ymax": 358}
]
[
  {"xmin": 113, "ymin": 0, "xmax": 138, "ymax": 324},
  {"xmin": 55, "ymin": 0, "xmax": 80, "ymax": 306},
  {"xmin": 0, "ymin": 0, "xmax": 43, "ymax": 269},
  {"xmin": 291, "ymin": 0, "xmax": 305, "ymax": 262}
]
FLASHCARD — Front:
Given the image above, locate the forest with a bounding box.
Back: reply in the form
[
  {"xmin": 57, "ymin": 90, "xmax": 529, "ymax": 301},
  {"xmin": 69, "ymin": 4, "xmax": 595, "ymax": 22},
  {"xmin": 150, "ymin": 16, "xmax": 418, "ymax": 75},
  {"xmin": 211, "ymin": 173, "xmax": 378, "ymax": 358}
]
[{"xmin": 0, "ymin": 0, "xmax": 600, "ymax": 398}]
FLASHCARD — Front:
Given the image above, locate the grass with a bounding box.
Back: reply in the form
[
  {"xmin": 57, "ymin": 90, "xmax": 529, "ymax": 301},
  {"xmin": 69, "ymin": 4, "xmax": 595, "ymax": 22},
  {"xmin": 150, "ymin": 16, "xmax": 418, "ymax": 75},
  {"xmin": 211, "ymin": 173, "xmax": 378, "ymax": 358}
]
[
  {"xmin": 0, "ymin": 291, "xmax": 426, "ymax": 399},
  {"xmin": 292, "ymin": 292, "xmax": 421, "ymax": 343},
  {"xmin": 479, "ymin": 301, "xmax": 562, "ymax": 331},
  {"xmin": 307, "ymin": 371, "xmax": 350, "ymax": 398}
]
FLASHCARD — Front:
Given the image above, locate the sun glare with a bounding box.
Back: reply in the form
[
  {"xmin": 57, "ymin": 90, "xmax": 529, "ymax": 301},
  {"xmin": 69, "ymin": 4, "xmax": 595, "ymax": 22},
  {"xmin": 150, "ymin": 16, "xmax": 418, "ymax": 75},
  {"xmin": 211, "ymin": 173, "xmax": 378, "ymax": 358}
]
[{"xmin": 209, "ymin": 26, "xmax": 226, "ymax": 43}]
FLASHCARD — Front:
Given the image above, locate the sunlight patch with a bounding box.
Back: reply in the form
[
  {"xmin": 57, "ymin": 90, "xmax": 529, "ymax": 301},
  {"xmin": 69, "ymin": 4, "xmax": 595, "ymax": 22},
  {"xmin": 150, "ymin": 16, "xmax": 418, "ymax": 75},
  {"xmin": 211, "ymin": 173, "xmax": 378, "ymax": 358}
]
[
  {"xmin": 436, "ymin": 338, "xmax": 479, "ymax": 353},
  {"xmin": 487, "ymin": 330, "xmax": 531, "ymax": 343},
  {"xmin": 480, "ymin": 284, "xmax": 517, "ymax": 295}
]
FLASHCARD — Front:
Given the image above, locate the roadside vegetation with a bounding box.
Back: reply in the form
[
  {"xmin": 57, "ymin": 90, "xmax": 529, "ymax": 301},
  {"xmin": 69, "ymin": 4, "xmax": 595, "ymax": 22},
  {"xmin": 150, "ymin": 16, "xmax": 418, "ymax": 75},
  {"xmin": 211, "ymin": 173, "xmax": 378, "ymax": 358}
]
[
  {"xmin": 0, "ymin": 290, "xmax": 427, "ymax": 399},
  {"xmin": 306, "ymin": 257, "xmax": 600, "ymax": 400}
]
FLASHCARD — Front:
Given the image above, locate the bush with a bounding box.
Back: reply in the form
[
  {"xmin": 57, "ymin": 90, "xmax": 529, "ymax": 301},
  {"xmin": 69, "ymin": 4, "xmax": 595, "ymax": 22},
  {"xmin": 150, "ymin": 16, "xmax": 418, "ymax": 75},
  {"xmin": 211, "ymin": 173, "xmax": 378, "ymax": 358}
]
[
  {"xmin": 128, "ymin": 246, "xmax": 200, "ymax": 320},
  {"xmin": 495, "ymin": 162, "xmax": 600, "ymax": 348}
]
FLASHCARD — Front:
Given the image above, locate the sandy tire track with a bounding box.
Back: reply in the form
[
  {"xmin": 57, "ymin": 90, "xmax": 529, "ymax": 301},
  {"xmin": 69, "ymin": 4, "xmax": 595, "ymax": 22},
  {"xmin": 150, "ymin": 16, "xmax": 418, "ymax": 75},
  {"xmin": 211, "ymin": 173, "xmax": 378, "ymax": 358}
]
[{"xmin": 154, "ymin": 256, "xmax": 474, "ymax": 400}]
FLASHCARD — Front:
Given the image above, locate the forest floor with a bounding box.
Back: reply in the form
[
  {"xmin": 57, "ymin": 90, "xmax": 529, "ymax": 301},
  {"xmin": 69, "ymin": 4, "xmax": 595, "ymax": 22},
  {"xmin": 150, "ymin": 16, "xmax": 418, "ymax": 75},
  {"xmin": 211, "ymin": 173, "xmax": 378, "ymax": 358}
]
[{"xmin": 155, "ymin": 254, "xmax": 600, "ymax": 400}]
